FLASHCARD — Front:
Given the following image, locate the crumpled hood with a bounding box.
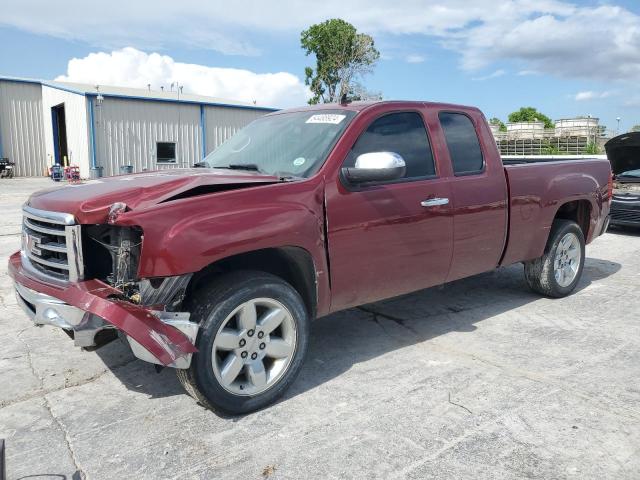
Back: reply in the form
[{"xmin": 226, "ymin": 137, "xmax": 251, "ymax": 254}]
[
  {"xmin": 27, "ymin": 168, "xmax": 281, "ymax": 223},
  {"xmin": 605, "ymin": 132, "xmax": 640, "ymax": 176}
]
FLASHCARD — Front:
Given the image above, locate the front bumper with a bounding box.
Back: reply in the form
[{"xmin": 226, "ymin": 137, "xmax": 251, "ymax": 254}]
[
  {"xmin": 9, "ymin": 251, "xmax": 198, "ymax": 368},
  {"xmin": 610, "ymin": 196, "xmax": 640, "ymax": 227}
]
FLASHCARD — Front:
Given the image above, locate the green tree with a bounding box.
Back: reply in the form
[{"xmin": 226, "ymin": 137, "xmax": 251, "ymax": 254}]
[
  {"xmin": 301, "ymin": 19, "xmax": 380, "ymax": 104},
  {"xmin": 584, "ymin": 142, "xmax": 600, "ymax": 154},
  {"xmin": 348, "ymin": 82, "xmax": 383, "ymax": 101},
  {"xmin": 489, "ymin": 117, "xmax": 507, "ymax": 132},
  {"xmin": 508, "ymin": 107, "xmax": 555, "ymax": 129},
  {"xmin": 542, "ymin": 141, "xmax": 562, "ymax": 155}
]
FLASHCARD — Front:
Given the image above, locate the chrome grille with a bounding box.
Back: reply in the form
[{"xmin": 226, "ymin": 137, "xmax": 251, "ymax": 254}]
[{"xmin": 21, "ymin": 206, "xmax": 84, "ymax": 283}]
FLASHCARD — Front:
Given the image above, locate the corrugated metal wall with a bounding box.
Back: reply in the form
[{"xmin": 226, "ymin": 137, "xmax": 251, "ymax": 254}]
[
  {"xmin": 94, "ymin": 97, "xmax": 201, "ymax": 176},
  {"xmin": 204, "ymin": 106, "xmax": 265, "ymax": 155},
  {"xmin": 0, "ymin": 80, "xmax": 46, "ymax": 176},
  {"xmin": 0, "ymin": 80, "xmax": 271, "ymax": 177},
  {"xmin": 41, "ymin": 86, "xmax": 91, "ymax": 178}
]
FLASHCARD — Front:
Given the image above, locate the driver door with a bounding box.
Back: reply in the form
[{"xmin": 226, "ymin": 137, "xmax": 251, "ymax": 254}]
[{"xmin": 326, "ymin": 110, "xmax": 454, "ymax": 311}]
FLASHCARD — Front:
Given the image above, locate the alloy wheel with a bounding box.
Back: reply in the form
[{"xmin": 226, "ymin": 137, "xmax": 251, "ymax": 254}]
[
  {"xmin": 553, "ymin": 232, "xmax": 581, "ymax": 287},
  {"xmin": 211, "ymin": 298, "xmax": 297, "ymax": 396}
]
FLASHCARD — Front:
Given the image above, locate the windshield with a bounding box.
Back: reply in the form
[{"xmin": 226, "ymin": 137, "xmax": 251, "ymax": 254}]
[
  {"xmin": 618, "ymin": 169, "xmax": 640, "ymax": 178},
  {"xmin": 203, "ymin": 109, "xmax": 356, "ymax": 178}
]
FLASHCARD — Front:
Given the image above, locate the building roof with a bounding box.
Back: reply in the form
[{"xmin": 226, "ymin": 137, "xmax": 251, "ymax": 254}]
[{"xmin": 0, "ymin": 75, "xmax": 277, "ymax": 112}]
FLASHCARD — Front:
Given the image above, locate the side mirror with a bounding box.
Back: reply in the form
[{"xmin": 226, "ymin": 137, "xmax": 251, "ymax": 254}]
[{"xmin": 342, "ymin": 152, "xmax": 406, "ymax": 184}]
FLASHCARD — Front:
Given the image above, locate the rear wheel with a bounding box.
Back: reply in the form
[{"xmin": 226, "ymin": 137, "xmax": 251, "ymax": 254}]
[
  {"xmin": 177, "ymin": 271, "xmax": 310, "ymax": 414},
  {"xmin": 524, "ymin": 220, "xmax": 585, "ymax": 297}
]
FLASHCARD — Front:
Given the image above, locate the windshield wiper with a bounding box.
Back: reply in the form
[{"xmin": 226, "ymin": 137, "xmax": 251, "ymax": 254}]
[
  {"xmin": 215, "ymin": 163, "xmax": 263, "ymax": 172},
  {"xmin": 272, "ymin": 171, "xmax": 303, "ymax": 182},
  {"xmin": 212, "ymin": 164, "xmax": 302, "ymax": 181}
]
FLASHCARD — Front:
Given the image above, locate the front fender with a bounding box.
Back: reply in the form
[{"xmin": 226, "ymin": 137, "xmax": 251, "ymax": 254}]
[{"xmin": 115, "ymin": 178, "xmax": 330, "ymax": 312}]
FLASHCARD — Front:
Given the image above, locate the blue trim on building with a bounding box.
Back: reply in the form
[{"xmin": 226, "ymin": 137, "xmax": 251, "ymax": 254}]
[
  {"xmin": 0, "ymin": 75, "xmax": 278, "ymax": 112},
  {"xmin": 87, "ymin": 97, "xmax": 97, "ymax": 169},
  {"xmin": 200, "ymin": 104, "xmax": 207, "ymax": 159},
  {"xmin": 41, "ymin": 81, "xmax": 86, "ymax": 96},
  {"xmin": 51, "ymin": 107, "xmax": 60, "ymax": 164},
  {"xmin": 0, "ymin": 76, "xmax": 86, "ymax": 96},
  {"xmin": 91, "ymin": 92, "xmax": 278, "ymax": 112},
  {"xmin": 0, "ymin": 115, "xmax": 4, "ymax": 158}
]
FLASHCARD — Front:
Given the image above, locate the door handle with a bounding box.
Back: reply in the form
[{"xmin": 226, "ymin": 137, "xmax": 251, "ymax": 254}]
[{"xmin": 421, "ymin": 198, "xmax": 449, "ymax": 207}]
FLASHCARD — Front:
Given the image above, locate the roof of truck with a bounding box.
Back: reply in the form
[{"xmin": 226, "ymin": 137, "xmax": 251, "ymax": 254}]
[{"xmin": 267, "ymin": 100, "xmax": 482, "ymax": 116}]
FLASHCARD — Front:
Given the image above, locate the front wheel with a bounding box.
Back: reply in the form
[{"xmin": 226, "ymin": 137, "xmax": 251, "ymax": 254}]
[
  {"xmin": 524, "ymin": 220, "xmax": 585, "ymax": 298},
  {"xmin": 177, "ymin": 271, "xmax": 310, "ymax": 414}
]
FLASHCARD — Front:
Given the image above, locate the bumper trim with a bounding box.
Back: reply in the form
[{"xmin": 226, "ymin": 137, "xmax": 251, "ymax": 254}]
[
  {"xmin": 9, "ymin": 251, "xmax": 198, "ymax": 366},
  {"xmin": 15, "ymin": 281, "xmax": 86, "ymax": 329},
  {"xmin": 126, "ymin": 312, "xmax": 198, "ymax": 369}
]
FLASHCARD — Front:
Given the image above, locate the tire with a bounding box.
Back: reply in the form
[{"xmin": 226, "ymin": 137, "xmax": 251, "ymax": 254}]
[
  {"xmin": 524, "ymin": 219, "xmax": 585, "ymax": 298},
  {"xmin": 176, "ymin": 271, "xmax": 310, "ymax": 414}
]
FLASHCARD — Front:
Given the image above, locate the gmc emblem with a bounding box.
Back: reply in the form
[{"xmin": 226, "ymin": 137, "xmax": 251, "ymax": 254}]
[{"xmin": 23, "ymin": 231, "xmax": 42, "ymax": 256}]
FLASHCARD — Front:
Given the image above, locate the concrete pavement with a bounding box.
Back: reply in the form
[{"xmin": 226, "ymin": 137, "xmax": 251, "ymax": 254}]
[{"xmin": 1, "ymin": 178, "xmax": 639, "ymax": 479}]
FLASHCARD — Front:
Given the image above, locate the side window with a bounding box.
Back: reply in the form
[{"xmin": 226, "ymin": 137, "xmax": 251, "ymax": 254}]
[
  {"xmin": 346, "ymin": 112, "xmax": 435, "ymax": 179},
  {"xmin": 439, "ymin": 112, "xmax": 484, "ymax": 174}
]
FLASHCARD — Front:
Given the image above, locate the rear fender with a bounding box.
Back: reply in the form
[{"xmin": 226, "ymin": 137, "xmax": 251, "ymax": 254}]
[{"xmin": 502, "ymin": 162, "xmax": 609, "ymax": 265}]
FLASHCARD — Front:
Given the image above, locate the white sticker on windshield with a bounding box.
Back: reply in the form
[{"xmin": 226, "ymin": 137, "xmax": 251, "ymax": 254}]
[
  {"xmin": 293, "ymin": 157, "xmax": 306, "ymax": 166},
  {"xmin": 306, "ymin": 114, "xmax": 346, "ymax": 125}
]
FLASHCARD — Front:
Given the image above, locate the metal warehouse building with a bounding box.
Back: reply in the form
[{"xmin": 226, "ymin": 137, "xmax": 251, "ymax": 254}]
[{"xmin": 0, "ymin": 76, "xmax": 275, "ymax": 178}]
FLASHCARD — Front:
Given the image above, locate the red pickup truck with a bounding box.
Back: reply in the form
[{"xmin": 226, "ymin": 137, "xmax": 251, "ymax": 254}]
[{"xmin": 10, "ymin": 101, "xmax": 611, "ymax": 413}]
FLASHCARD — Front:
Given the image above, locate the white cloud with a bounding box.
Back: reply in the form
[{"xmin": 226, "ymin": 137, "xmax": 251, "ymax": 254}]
[
  {"xmin": 462, "ymin": 5, "xmax": 640, "ymax": 81},
  {"xmin": 55, "ymin": 48, "xmax": 310, "ymax": 108},
  {"xmin": 405, "ymin": 54, "xmax": 426, "ymax": 64},
  {"xmin": 573, "ymin": 90, "xmax": 613, "ymax": 101},
  {"xmin": 2, "ymin": 0, "xmax": 640, "ymax": 81},
  {"xmin": 472, "ymin": 69, "xmax": 506, "ymax": 81},
  {"xmin": 623, "ymin": 97, "xmax": 640, "ymax": 108},
  {"xmin": 574, "ymin": 91, "xmax": 597, "ymax": 101}
]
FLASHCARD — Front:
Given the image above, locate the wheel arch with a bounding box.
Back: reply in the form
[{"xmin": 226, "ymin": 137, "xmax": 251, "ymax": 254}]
[
  {"xmin": 186, "ymin": 246, "xmax": 318, "ymax": 318},
  {"xmin": 551, "ymin": 199, "xmax": 592, "ymax": 243}
]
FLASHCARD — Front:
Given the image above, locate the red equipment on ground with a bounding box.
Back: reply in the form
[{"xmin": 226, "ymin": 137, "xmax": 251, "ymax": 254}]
[{"xmin": 65, "ymin": 165, "xmax": 81, "ymax": 181}]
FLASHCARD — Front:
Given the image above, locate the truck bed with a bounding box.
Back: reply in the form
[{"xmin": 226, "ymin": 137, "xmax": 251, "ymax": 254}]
[
  {"xmin": 501, "ymin": 155, "xmax": 608, "ymax": 165},
  {"xmin": 500, "ymin": 157, "xmax": 611, "ymax": 266}
]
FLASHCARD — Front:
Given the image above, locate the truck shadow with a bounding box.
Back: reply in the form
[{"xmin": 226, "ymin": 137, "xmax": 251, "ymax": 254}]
[
  {"xmin": 607, "ymin": 225, "xmax": 640, "ymax": 236},
  {"xmin": 95, "ymin": 257, "xmax": 621, "ymax": 408},
  {"xmin": 286, "ymin": 257, "xmax": 621, "ymax": 403}
]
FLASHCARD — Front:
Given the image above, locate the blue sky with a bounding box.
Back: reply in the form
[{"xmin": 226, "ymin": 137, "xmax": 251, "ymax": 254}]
[{"xmin": 1, "ymin": 0, "xmax": 639, "ymax": 132}]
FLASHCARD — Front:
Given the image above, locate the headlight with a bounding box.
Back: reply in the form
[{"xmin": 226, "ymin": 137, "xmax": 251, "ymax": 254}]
[{"xmin": 84, "ymin": 225, "xmax": 143, "ymax": 290}]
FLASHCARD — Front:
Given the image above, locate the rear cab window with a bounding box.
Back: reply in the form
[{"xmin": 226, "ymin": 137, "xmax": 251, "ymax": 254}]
[
  {"xmin": 344, "ymin": 111, "xmax": 436, "ymax": 182},
  {"xmin": 439, "ymin": 112, "xmax": 484, "ymax": 175}
]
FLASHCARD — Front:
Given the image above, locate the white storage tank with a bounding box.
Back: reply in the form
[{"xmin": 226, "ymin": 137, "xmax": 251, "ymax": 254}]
[
  {"xmin": 555, "ymin": 117, "xmax": 600, "ymax": 137},
  {"xmin": 506, "ymin": 121, "xmax": 546, "ymax": 139}
]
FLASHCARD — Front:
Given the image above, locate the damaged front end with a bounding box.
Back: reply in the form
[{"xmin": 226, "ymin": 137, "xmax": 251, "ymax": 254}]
[{"xmin": 10, "ymin": 204, "xmax": 198, "ymax": 368}]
